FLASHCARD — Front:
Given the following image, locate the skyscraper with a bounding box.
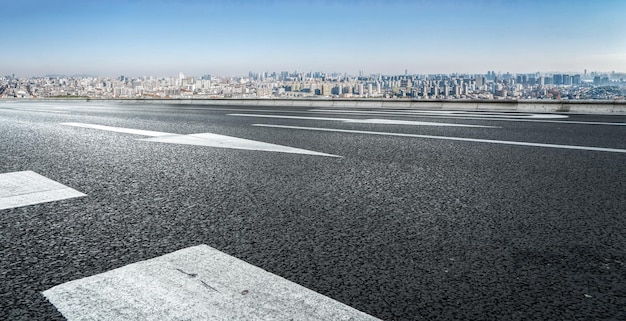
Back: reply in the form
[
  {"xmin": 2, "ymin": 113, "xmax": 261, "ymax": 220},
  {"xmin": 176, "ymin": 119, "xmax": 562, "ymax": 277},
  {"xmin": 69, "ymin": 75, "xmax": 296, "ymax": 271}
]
[{"xmin": 553, "ymin": 74, "xmax": 563, "ymax": 85}]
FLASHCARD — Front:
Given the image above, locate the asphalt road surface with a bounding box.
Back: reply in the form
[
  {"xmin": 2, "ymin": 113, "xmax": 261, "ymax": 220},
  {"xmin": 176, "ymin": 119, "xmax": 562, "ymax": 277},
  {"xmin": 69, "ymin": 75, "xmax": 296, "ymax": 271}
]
[{"xmin": 1, "ymin": 101, "xmax": 625, "ymax": 320}]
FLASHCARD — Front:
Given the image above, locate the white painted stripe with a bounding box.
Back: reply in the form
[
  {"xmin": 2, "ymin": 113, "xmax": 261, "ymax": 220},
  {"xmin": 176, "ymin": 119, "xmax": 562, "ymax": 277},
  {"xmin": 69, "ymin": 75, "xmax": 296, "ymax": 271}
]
[
  {"xmin": 0, "ymin": 108, "xmax": 68, "ymax": 113},
  {"xmin": 176, "ymin": 107, "xmax": 303, "ymax": 113},
  {"xmin": 253, "ymin": 124, "xmax": 626, "ymax": 154},
  {"xmin": 69, "ymin": 106, "xmax": 620, "ymax": 126},
  {"xmin": 0, "ymin": 171, "xmax": 86, "ymax": 210},
  {"xmin": 229, "ymin": 113, "xmax": 498, "ymax": 128},
  {"xmin": 61, "ymin": 122, "xmax": 173, "ymax": 137},
  {"xmin": 344, "ymin": 118, "xmax": 497, "ymax": 127},
  {"xmin": 43, "ymin": 244, "xmax": 380, "ymax": 321},
  {"xmin": 308, "ymin": 109, "xmax": 570, "ymax": 119},
  {"xmin": 308, "ymin": 110, "xmax": 626, "ymax": 126},
  {"xmin": 512, "ymin": 119, "xmax": 626, "ymax": 126},
  {"xmin": 231, "ymin": 113, "xmax": 354, "ymax": 122},
  {"xmin": 219, "ymin": 108, "xmax": 625, "ymax": 126},
  {"xmin": 62, "ymin": 122, "xmax": 340, "ymax": 157},
  {"xmin": 139, "ymin": 133, "xmax": 341, "ymax": 157}
]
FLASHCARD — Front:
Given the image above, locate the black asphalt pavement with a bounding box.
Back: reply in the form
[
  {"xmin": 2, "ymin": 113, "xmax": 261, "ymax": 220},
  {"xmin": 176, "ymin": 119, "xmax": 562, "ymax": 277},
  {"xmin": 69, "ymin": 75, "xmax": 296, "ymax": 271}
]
[{"xmin": 1, "ymin": 101, "xmax": 625, "ymax": 320}]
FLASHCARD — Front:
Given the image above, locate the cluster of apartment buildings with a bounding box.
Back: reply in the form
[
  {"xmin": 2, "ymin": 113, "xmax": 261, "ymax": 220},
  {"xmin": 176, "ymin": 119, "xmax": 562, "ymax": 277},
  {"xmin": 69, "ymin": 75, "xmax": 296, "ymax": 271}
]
[{"xmin": 1, "ymin": 71, "xmax": 625, "ymax": 100}]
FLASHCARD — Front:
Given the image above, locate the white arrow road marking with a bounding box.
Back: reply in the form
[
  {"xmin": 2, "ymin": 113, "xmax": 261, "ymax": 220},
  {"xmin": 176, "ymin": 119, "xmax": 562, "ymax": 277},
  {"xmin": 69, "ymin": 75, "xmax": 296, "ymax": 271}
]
[
  {"xmin": 43, "ymin": 244, "xmax": 381, "ymax": 321},
  {"xmin": 228, "ymin": 113, "xmax": 499, "ymax": 128},
  {"xmin": 61, "ymin": 122, "xmax": 340, "ymax": 157},
  {"xmin": 253, "ymin": 124, "xmax": 626, "ymax": 154},
  {"xmin": 0, "ymin": 171, "xmax": 86, "ymax": 210},
  {"xmin": 138, "ymin": 133, "xmax": 340, "ymax": 157}
]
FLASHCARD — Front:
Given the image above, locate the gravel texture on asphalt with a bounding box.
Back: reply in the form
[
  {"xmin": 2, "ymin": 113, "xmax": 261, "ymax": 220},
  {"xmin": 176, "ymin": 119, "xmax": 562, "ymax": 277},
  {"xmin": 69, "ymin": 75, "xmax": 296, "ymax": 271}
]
[{"xmin": 1, "ymin": 102, "xmax": 625, "ymax": 320}]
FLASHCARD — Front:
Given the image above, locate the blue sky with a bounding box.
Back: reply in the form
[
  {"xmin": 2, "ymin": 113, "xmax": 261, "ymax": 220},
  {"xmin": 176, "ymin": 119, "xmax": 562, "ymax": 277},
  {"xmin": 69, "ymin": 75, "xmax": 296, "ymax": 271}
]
[{"xmin": 3, "ymin": 0, "xmax": 625, "ymax": 77}]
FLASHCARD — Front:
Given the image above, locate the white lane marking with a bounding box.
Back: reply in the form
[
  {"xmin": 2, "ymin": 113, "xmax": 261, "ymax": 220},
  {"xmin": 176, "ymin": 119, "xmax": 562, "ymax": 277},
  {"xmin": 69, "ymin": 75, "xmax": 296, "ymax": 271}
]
[
  {"xmin": 309, "ymin": 109, "xmax": 570, "ymax": 119},
  {"xmin": 43, "ymin": 244, "xmax": 380, "ymax": 321},
  {"xmin": 231, "ymin": 113, "xmax": 354, "ymax": 122},
  {"xmin": 139, "ymin": 133, "xmax": 341, "ymax": 157},
  {"xmin": 175, "ymin": 107, "xmax": 300, "ymax": 113},
  {"xmin": 229, "ymin": 113, "xmax": 498, "ymax": 128},
  {"xmin": 0, "ymin": 107, "xmax": 69, "ymax": 113},
  {"xmin": 61, "ymin": 122, "xmax": 340, "ymax": 157},
  {"xmin": 62, "ymin": 122, "xmax": 173, "ymax": 137},
  {"xmin": 308, "ymin": 111, "xmax": 626, "ymax": 126},
  {"xmin": 42, "ymin": 105, "xmax": 624, "ymax": 126},
  {"xmin": 253, "ymin": 124, "xmax": 626, "ymax": 154},
  {"xmin": 206, "ymin": 108, "xmax": 624, "ymax": 126},
  {"xmin": 345, "ymin": 118, "xmax": 497, "ymax": 127},
  {"xmin": 0, "ymin": 171, "xmax": 86, "ymax": 210}
]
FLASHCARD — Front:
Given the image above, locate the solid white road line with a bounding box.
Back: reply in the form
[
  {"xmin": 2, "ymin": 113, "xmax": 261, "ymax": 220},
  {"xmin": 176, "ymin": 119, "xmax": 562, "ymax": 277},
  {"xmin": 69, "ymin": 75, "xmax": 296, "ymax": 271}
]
[
  {"xmin": 309, "ymin": 111, "xmax": 626, "ymax": 126},
  {"xmin": 0, "ymin": 171, "xmax": 86, "ymax": 210},
  {"xmin": 253, "ymin": 124, "xmax": 626, "ymax": 154},
  {"xmin": 229, "ymin": 113, "xmax": 499, "ymax": 128},
  {"xmin": 193, "ymin": 107, "xmax": 625, "ymax": 126},
  {"xmin": 0, "ymin": 108, "xmax": 69, "ymax": 113},
  {"xmin": 344, "ymin": 118, "xmax": 496, "ymax": 127},
  {"xmin": 308, "ymin": 109, "xmax": 570, "ymax": 119},
  {"xmin": 43, "ymin": 244, "xmax": 380, "ymax": 321},
  {"xmin": 308, "ymin": 109, "xmax": 626, "ymax": 126},
  {"xmin": 230, "ymin": 113, "xmax": 357, "ymax": 122},
  {"xmin": 61, "ymin": 122, "xmax": 340, "ymax": 157}
]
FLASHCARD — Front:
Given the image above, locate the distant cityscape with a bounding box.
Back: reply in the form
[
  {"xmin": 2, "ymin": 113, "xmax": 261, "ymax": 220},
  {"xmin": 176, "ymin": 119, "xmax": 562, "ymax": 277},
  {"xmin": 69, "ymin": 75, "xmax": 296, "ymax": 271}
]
[{"xmin": 2, "ymin": 70, "xmax": 625, "ymax": 101}]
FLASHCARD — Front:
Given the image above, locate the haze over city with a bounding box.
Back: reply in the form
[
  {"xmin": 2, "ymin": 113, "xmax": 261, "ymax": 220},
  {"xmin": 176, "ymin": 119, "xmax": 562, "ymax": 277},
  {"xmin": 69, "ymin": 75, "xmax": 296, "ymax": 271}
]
[{"xmin": 3, "ymin": 0, "xmax": 625, "ymax": 77}]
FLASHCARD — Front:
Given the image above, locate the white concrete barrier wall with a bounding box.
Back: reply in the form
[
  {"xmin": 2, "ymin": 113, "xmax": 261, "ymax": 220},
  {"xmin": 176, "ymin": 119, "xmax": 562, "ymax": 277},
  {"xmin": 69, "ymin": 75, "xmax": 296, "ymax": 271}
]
[
  {"xmin": 354, "ymin": 101, "xmax": 381, "ymax": 108},
  {"xmin": 441, "ymin": 102, "xmax": 479, "ymax": 110},
  {"xmin": 332, "ymin": 100, "xmax": 352, "ymax": 108},
  {"xmin": 566, "ymin": 103, "xmax": 615, "ymax": 114},
  {"xmin": 4, "ymin": 98, "xmax": 626, "ymax": 114},
  {"xmin": 475, "ymin": 102, "xmax": 517, "ymax": 110},
  {"xmin": 516, "ymin": 102, "xmax": 557, "ymax": 113},
  {"xmin": 409, "ymin": 101, "xmax": 444, "ymax": 109}
]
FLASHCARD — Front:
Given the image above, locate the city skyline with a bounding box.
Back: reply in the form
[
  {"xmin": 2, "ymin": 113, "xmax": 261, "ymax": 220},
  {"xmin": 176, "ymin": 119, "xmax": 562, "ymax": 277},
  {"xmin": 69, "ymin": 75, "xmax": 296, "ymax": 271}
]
[
  {"xmin": 3, "ymin": 0, "xmax": 625, "ymax": 77},
  {"xmin": 4, "ymin": 70, "xmax": 624, "ymax": 101}
]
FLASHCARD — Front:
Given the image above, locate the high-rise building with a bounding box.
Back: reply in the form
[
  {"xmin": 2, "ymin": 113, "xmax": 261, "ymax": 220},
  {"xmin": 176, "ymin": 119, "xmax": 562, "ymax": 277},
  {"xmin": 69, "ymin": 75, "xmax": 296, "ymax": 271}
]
[
  {"xmin": 321, "ymin": 83, "xmax": 332, "ymax": 96},
  {"xmin": 594, "ymin": 76, "xmax": 601, "ymax": 85},
  {"xmin": 602, "ymin": 76, "xmax": 609, "ymax": 85},
  {"xmin": 553, "ymin": 74, "xmax": 563, "ymax": 85},
  {"xmin": 563, "ymin": 74, "xmax": 572, "ymax": 86},
  {"xmin": 544, "ymin": 77, "xmax": 553, "ymax": 85}
]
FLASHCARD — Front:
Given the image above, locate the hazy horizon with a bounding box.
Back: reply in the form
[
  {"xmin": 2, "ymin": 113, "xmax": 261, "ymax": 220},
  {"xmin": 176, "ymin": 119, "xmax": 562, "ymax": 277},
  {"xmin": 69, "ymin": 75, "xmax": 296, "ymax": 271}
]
[
  {"xmin": 3, "ymin": 0, "xmax": 625, "ymax": 77},
  {"xmin": 6, "ymin": 69, "xmax": 624, "ymax": 79}
]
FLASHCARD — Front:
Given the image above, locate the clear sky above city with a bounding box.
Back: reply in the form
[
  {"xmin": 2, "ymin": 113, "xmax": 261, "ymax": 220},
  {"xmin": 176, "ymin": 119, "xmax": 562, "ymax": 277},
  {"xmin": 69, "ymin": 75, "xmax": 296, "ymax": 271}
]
[{"xmin": 3, "ymin": 0, "xmax": 625, "ymax": 77}]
